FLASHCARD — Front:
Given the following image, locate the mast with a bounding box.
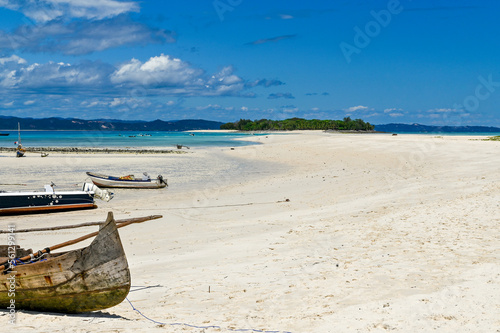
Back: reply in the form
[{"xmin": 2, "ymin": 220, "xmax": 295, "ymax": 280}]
[{"xmin": 17, "ymin": 122, "xmax": 21, "ymax": 144}]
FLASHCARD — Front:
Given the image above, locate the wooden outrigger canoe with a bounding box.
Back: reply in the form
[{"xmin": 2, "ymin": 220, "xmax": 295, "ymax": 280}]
[
  {"xmin": 0, "ymin": 212, "xmax": 130, "ymax": 313},
  {"xmin": 86, "ymin": 171, "xmax": 167, "ymax": 189}
]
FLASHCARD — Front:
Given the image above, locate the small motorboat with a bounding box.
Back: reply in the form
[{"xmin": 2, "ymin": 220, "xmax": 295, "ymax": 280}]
[
  {"xmin": 86, "ymin": 172, "xmax": 167, "ymax": 189},
  {"xmin": 0, "ymin": 183, "xmax": 113, "ymax": 215}
]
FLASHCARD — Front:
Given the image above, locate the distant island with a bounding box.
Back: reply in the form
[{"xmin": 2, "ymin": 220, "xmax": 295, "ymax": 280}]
[
  {"xmin": 221, "ymin": 117, "xmax": 375, "ymax": 131},
  {"xmin": 1, "ymin": 116, "xmax": 499, "ymax": 133},
  {"xmin": 0, "ymin": 116, "xmax": 223, "ymax": 131},
  {"xmin": 374, "ymin": 123, "xmax": 500, "ymax": 133}
]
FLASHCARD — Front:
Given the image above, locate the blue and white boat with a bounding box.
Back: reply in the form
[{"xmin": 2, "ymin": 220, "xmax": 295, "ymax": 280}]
[
  {"xmin": 0, "ymin": 183, "xmax": 112, "ymax": 215},
  {"xmin": 86, "ymin": 172, "xmax": 167, "ymax": 189}
]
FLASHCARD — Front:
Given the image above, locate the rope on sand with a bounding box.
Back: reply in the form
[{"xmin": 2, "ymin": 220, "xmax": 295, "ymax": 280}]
[{"xmin": 125, "ymin": 297, "xmax": 293, "ymax": 333}]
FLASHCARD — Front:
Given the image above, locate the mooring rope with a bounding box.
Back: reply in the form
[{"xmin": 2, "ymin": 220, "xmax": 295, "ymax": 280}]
[{"xmin": 125, "ymin": 297, "xmax": 292, "ymax": 333}]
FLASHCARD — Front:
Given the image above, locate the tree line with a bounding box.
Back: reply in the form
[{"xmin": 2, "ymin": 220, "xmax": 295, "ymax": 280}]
[{"xmin": 220, "ymin": 117, "xmax": 374, "ymax": 131}]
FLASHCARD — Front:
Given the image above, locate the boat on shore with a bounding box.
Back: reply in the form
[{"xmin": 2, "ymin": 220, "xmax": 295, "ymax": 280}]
[
  {"xmin": 0, "ymin": 212, "xmax": 131, "ymax": 313},
  {"xmin": 86, "ymin": 172, "xmax": 167, "ymax": 189},
  {"xmin": 0, "ymin": 183, "xmax": 112, "ymax": 215}
]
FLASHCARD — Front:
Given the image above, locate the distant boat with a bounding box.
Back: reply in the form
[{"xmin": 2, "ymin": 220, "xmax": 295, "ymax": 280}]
[
  {"xmin": 0, "ymin": 133, "xmax": 9, "ymax": 136},
  {"xmin": 86, "ymin": 172, "xmax": 167, "ymax": 189},
  {"xmin": 0, "ymin": 183, "xmax": 113, "ymax": 215},
  {"xmin": 15, "ymin": 122, "xmax": 25, "ymax": 158},
  {"xmin": 0, "ymin": 212, "xmax": 131, "ymax": 313}
]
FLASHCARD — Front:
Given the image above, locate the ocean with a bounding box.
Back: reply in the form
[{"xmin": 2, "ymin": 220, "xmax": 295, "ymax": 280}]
[
  {"xmin": 0, "ymin": 130, "xmax": 262, "ymax": 148},
  {"xmin": 0, "ymin": 130, "xmax": 498, "ymax": 149}
]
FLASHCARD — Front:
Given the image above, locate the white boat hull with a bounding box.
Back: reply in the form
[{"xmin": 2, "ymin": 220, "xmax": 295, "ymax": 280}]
[{"xmin": 86, "ymin": 172, "xmax": 167, "ymax": 189}]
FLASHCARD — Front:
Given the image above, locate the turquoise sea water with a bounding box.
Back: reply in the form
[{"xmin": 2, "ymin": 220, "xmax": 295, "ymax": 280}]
[
  {"xmin": 0, "ymin": 130, "xmax": 262, "ymax": 148},
  {"xmin": 0, "ymin": 130, "xmax": 498, "ymax": 149}
]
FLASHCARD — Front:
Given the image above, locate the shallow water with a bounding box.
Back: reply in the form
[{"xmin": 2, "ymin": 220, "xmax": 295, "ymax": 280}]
[{"xmin": 0, "ymin": 130, "xmax": 263, "ymax": 148}]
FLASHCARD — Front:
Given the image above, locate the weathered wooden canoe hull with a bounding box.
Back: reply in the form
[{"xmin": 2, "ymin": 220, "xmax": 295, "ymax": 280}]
[
  {"xmin": 0, "ymin": 191, "xmax": 97, "ymax": 215},
  {"xmin": 0, "ymin": 213, "xmax": 130, "ymax": 313},
  {"xmin": 86, "ymin": 172, "xmax": 167, "ymax": 189}
]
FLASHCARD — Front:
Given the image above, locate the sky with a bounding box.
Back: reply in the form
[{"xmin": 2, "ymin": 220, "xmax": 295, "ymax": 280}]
[{"xmin": 0, "ymin": 0, "xmax": 499, "ymax": 126}]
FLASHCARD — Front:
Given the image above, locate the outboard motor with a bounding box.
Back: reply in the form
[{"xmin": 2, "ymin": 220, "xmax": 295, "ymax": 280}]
[
  {"xmin": 82, "ymin": 183, "xmax": 114, "ymax": 202},
  {"xmin": 158, "ymin": 175, "xmax": 168, "ymax": 187}
]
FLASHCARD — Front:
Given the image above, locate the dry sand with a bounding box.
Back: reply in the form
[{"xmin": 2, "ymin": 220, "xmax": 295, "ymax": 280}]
[{"xmin": 0, "ymin": 132, "xmax": 499, "ymax": 332}]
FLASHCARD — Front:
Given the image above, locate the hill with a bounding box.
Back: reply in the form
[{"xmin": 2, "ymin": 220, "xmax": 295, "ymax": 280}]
[
  {"xmin": 374, "ymin": 123, "xmax": 500, "ymax": 133},
  {"xmin": 0, "ymin": 116, "xmax": 224, "ymax": 131}
]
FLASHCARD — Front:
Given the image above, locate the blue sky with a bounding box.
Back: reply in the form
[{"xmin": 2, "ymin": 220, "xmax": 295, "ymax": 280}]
[{"xmin": 0, "ymin": 0, "xmax": 499, "ymax": 125}]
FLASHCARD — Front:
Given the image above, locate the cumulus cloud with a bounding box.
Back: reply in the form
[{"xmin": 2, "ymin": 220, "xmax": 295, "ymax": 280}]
[
  {"xmin": 0, "ymin": 59, "xmax": 114, "ymax": 90},
  {"xmin": 0, "ymin": 16, "xmax": 175, "ymax": 55},
  {"xmin": 0, "ymin": 55, "xmax": 27, "ymax": 65},
  {"xmin": 111, "ymin": 56, "xmax": 248, "ymax": 97},
  {"xmin": 0, "ymin": 0, "xmax": 139, "ymax": 23},
  {"xmin": 345, "ymin": 105, "xmax": 369, "ymax": 112},
  {"xmin": 111, "ymin": 54, "xmax": 203, "ymax": 87},
  {"xmin": 0, "ymin": 53, "xmax": 285, "ymax": 109}
]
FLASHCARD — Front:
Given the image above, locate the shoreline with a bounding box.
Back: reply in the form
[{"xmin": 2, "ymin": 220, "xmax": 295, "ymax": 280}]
[{"xmin": 0, "ymin": 147, "xmax": 185, "ymax": 154}]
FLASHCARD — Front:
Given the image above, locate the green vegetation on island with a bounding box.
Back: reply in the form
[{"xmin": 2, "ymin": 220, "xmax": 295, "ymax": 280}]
[{"xmin": 220, "ymin": 117, "xmax": 375, "ymax": 131}]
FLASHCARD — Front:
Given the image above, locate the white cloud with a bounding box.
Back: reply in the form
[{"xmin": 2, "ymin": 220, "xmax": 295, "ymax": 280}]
[
  {"xmin": 109, "ymin": 97, "xmax": 125, "ymax": 107},
  {"xmin": 0, "ymin": 60, "xmax": 113, "ymax": 89},
  {"xmin": 0, "ymin": 16, "xmax": 175, "ymax": 56},
  {"xmin": 111, "ymin": 54, "xmax": 202, "ymax": 87},
  {"xmin": 111, "ymin": 55, "xmax": 247, "ymax": 97},
  {"xmin": 0, "ymin": 54, "xmax": 279, "ymax": 100},
  {"xmin": 0, "ymin": 55, "xmax": 27, "ymax": 65},
  {"xmin": 427, "ymin": 108, "xmax": 457, "ymax": 113},
  {"xmin": 345, "ymin": 105, "xmax": 369, "ymax": 112},
  {"xmin": 1, "ymin": 0, "xmax": 139, "ymax": 23},
  {"xmin": 389, "ymin": 112, "xmax": 404, "ymax": 117},
  {"xmin": 383, "ymin": 107, "xmax": 403, "ymax": 113},
  {"xmin": 24, "ymin": 100, "xmax": 35, "ymax": 105}
]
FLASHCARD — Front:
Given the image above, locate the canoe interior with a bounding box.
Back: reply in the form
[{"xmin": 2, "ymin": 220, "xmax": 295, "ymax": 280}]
[{"xmin": 87, "ymin": 172, "xmax": 152, "ymax": 183}]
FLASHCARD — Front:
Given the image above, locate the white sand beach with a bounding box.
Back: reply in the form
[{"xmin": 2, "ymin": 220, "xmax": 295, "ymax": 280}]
[{"xmin": 0, "ymin": 132, "xmax": 499, "ymax": 332}]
